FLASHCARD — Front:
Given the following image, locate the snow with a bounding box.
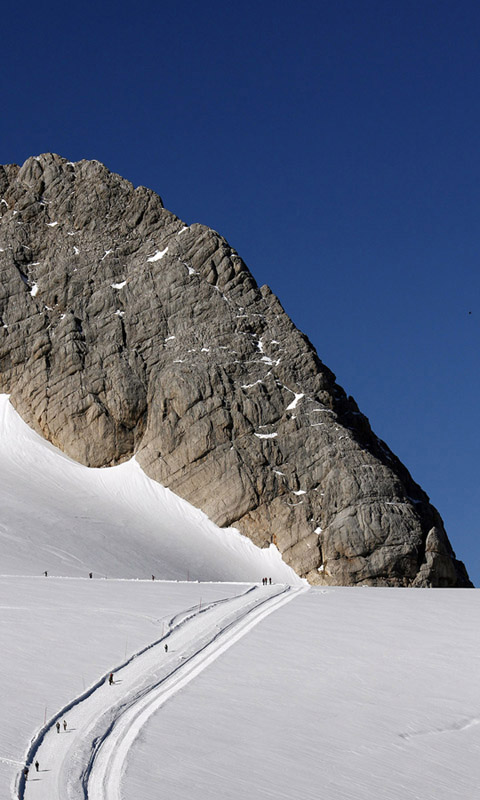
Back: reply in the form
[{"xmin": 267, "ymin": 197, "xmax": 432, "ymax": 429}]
[
  {"xmin": 286, "ymin": 392, "xmax": 304, "ymax": 410},
  {"xmin": 29, "ymin": 284, "xmax": 39, "ymax": 297},
  {"xmin": 111, "ymin": 281, "xmax": 126, "ymax": 290},
  {"xmin": 254, "ymin": 432, "xmax": 278, "ymax": 439},
  {"xmin": 293, "ymin": 489, "xmax": 306, "ymax": 495},
  {"xmin": 115, "ymin": 310, "xmax": 125, "ymax": 317},
  {"xmin": 241, "ymin": 380, "xmax": 263, "ymax": 389},
  {"xmin": 177, "ymin": 226, "xmax": 189, "ymax": 235},
  {"xmin": 46, "ymin": 222, "xmax": 58, "ymax": 227},
  {"xmin": 147, "ymin": 247, "xmax": 168, "ymax": 262}
]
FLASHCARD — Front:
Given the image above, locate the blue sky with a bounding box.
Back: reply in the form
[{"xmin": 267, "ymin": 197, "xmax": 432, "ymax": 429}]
[{"xmin": 2, "ymin": 0, "xmax": 478, "ymax": 583}]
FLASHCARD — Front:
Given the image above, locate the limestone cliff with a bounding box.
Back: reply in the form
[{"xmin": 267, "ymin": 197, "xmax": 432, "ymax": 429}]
[{"xmin": 0, "ymin": 154, "xmax": 471, "ymax": 586}]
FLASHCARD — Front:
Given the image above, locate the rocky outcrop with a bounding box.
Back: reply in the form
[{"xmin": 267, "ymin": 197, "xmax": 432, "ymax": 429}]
[{"xmin": 0, "ymin": 154, "xmax": 471, "ymax": 586}]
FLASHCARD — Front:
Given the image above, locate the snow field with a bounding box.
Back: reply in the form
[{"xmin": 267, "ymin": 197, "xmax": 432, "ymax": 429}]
[
  {"xmin": 2, "ymin": 580, "xmax": 479, "ymax": 800},
  {"xmin": 123, "ymin": 587, "xmax": 480, "ymax": 800},
  {"xmin": 0, "ymin": 395, "xmax": 300, "ymax": 585}
]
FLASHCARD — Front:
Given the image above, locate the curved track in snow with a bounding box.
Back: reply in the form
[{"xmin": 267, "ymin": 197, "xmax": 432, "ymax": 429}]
[{"xmin": 19, "ymin": 583, "xmax": 304, "ymax": 800}]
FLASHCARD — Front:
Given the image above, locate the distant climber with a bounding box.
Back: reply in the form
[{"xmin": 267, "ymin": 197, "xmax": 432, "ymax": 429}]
[
  {"xmin": 164, "ymin": 643, "xmax": 168, "ymax": 653},
  {"xmin": 63, "ymin": 719, "xmax": 67, "ymax": 731},
  {"xmin": 34, "ymin": 760, "xmax": 39, "ymax": 772},
  {"xmin": 89, "ymin": 572, "xmax": 93, "ymax": 578},
  {"xmin": 56, "ymin": 721, "xmax": 60, "ymax": 733},
  {"xmin": 44, "ymin": 571, "xmax": 48, "ymax": 577},
  {"xmin": 109, "ymin": 672, "xmax": 114, "ymax": 685},
  {"xmin": 152, "ymin": 575, "xmax": 155, "ymax": 580}
]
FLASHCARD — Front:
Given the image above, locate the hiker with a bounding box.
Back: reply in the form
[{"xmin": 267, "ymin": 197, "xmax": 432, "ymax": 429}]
[
  {"xmin": 269, "ymin": 577, "xmax": 272, "ymax": 585},
  {"xmin": 109, "ymin": 672, "xmax": 114, "ymax": 685},
  {"xmin": 44, "ymin": 571, "xmax": 48, "ymax": 577},
  {"xmin": 152, "ymin": 575, "xmax": 155, "ymax": 581},
  {"xmin": 164, "ymin": 643, "xmax": 168, "ymax": 653},
  {"xmin": 56, "ymin": 721, "xmax": 60, "ymax": 733},
  {"xmin": 63, "ymin": 719, "xmax": 67, "ymax": 731},
  {"xmin": 34, "ymin": 760, "xmax": 39, "ymax": 772},
  {"xmin": 89, "ymin": 572, "xmax": 93, "ymax": 578},
  {"xmin": 23, "ymin": 767, "xmax": 29, "ymax": 781}
]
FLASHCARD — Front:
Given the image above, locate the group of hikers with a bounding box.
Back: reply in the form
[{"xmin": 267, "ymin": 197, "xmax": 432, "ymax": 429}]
[
  {"xmin": 44, "ymin": 571, "xmax": 93, "ymax": 578},
  {"xmin": 262, "ymin": 577, "xmax": 273, "ymax": 585},
  {"xmin": 23, "ymin": 719, "xmax": 69, "ymax": 780}
]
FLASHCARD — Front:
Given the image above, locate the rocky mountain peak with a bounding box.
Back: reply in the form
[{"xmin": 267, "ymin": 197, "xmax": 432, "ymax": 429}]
[{"xmin": 0, "ymin": 154, "xmax": 471, "ymax": 587}]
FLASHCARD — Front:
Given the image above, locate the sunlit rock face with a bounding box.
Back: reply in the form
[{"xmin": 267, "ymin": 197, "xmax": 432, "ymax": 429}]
[{"xmin": 0, "ymin": 154, "xmax": 471, "ymax": 587}]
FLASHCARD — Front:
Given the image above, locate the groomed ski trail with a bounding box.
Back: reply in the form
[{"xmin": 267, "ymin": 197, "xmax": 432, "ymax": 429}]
[{"xmin": 20, "ymin": 583, "xmax": 305, "ymax": 800}]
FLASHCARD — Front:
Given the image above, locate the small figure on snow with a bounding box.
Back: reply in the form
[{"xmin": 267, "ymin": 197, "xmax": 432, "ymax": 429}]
[
  {"xmin": 23, "ymin": 767, "xmax": 29, "ymax": 781},
  {"xmin": 164, "ymin": 643, "xmax": 168, "ymax": 653},
  {"xmin": 108, "ymin": 672, "xmax": 114, "ymax": 685},
  {"xmin": 269, "ymin": 577, "xmax": 272, "ymax": 585},
  {"xmin": 34, "ymin": 760, "xmax": 39, "ymax": 772},
  {"xmin": 89, "ymin": 572, "xmax": 93, "ymax": 579},
  {"xmin": 63, "ymin": 719, "xmax": 67, "ymax": 731},
  {"xmin": 56, "ymin": 721, "xmax": 61, "ymax": 733},
  {"xmin": 44, "ymin": 571, "xmax": 48, "ymax": 577}
]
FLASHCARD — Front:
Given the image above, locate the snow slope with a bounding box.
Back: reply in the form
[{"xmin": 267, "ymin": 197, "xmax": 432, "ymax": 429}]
[{"xmin": 0, "ymin": 395, "xmax": 299, "ymax": 584}]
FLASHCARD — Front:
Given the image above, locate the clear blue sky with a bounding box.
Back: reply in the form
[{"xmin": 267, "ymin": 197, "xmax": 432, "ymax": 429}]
[{"xmin": 2, "ymin": 0, "xmax": 478, "ymax": 582}]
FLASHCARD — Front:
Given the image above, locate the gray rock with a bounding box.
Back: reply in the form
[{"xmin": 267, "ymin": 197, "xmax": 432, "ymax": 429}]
[{"xmin": 0, "ymin": 154, "xmax": 471, "ymax": 586}]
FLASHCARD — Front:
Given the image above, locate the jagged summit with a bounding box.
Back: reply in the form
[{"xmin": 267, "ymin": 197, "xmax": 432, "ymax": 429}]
[{"xmin": 0, "ymin": 154, "xmax": 471, "ymax": 586}]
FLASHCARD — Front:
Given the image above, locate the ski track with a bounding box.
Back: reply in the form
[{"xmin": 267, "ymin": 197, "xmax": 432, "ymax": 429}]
[{"xmin": 19, "ymin": 583, "xmax": 304, "ymax": 800}]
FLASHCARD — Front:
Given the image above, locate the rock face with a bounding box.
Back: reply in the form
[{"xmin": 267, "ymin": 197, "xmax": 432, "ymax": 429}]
[{"xmin": 0, "ymin": 154, "xmax": 471, "ymax": 586}]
